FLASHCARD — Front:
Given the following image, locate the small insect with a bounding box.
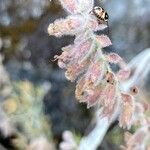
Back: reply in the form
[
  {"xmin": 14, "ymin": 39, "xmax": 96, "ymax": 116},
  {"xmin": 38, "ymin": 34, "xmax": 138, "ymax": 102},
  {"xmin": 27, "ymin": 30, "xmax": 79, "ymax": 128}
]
[{"xmin": 92, "ymin": 6, "xmax": 109, "ymax": 23}]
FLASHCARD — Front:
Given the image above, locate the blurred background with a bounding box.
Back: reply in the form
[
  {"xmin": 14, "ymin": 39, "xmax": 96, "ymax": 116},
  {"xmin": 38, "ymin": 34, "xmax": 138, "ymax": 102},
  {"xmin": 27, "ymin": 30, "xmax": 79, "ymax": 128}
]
[{"xmin": 0, "ymin": 0, "xmax": 150, "ymax": 149}]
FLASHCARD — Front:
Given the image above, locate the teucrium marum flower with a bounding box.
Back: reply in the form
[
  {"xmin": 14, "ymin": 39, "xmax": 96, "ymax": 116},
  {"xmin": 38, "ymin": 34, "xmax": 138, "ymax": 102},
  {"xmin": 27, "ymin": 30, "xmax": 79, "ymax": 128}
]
[{"xmin": 48, "ymin": 0, "xmax": 137, "ymax": 129}]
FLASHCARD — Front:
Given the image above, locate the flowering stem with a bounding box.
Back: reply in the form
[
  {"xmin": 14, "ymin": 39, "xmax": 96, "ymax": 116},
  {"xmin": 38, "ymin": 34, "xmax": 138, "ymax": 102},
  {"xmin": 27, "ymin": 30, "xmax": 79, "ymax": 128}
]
[{"xmin": 78, "ymin": 48, "xmax": 150, "ymax": 150}]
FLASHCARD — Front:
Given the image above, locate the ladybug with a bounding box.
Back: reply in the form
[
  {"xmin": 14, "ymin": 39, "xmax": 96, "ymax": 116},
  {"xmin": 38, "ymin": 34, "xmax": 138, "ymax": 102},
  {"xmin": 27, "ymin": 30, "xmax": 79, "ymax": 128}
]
[{"xmin": 92, "ymin": 6, "xmax": 109, "ymax": 23}]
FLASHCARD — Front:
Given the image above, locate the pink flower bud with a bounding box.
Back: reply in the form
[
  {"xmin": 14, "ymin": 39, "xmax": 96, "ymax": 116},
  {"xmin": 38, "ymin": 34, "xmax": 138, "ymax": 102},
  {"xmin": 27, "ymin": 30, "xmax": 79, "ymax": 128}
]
[
  {"xmin": 48, "ymin": 15, "xmax": 86, "ymax": 37},
  {"xmin": 85, "ymin": 61, "xmax": 104, "ymax": 84},
  {"xmin": 86, "ymin": 85, "xmax": 102, "ymax": 108},
  {"xmin": 117, "ymin": 69, "xmax": 131, "ymax": 80},
  {"xmin": 64, "ymin": 39, "xmax": 93, "ymax": 81},
  {"xmin": 100, "ymin": 102, "xmax": 116, "ymax": 118},
  {"xmin": 59, "ymin": 0, "xmax": 78, "ymax": 14},
  {"xmin": 106, "ymin": 53, "xmax": 123, "ymax": 64},
  {"xmin": 58, "ymin": 61, "xmax": 67, "ymax": 69},
  {"xmin": 87, "ymin": 17, "xmax": 108, "ymax": 31},
  {"xmin": 77, "ymin": 0, "xmax": 94, "ymax": 13},
  {"xmin": 75, "ymin": 77, "xmax": 86, "ymax": 100},
  {"xmin": 99, "ymin": 84, "xmax": 116, "ymax": 107},
  {"xmin": 131, "ymin": 103, "xmax": 145, "ymax": 126},
  {"xmin": 124, "ymin": 130, "xmax": 150, "ymax": 150},
  {"xmin": 124, "ymin": 132, "xmax": 132, "ymax": 144},
  {"xmin": 119, "ymin": 93, "xmax": 135, "ymax": 129},
  {"xmin": 127, "ymin": 128, "xmax": 147, "ymax": 148},
  {"xmin": 60, "ymin": 130, "xmax": 77, "ymax": 150},
  {"xmin": 105, "ymin": 72, "xmax": 116, "ymax": 85},
  {"xmin": 70, "ymin": 39, "xmax": 92, "ymax": 61},
  {"xmin": 54, "ymin": 51, "xmax": 70, "ymax": 69},
  {"xmin": 65, "ymin": 60, "xmax": 89, "ymax": 81},
  {"xmin": 96, "ymin": 35, "xmax": 112, "ymax": 48}
]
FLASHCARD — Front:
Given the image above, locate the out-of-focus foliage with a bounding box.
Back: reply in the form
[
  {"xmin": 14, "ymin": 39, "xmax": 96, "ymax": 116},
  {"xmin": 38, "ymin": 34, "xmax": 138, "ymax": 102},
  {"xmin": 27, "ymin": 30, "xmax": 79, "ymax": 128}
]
[
  {"xmin": 0, "ymin": 54, "xmax": 11, "ymax": 100},
  {"xmin": 3, "ymin": 81, "xmax": 52, "ymax": 139},
  {"xmin": 106, "ymin": 126, "xmax": 124, "ymax": 145},
  {"xmin": 0, "ymin": 53, "xmax": 53, "ymax": 149},
  {"xmin": 0, "ymin": 0, "xmax": 49, "ymax": 26}
]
